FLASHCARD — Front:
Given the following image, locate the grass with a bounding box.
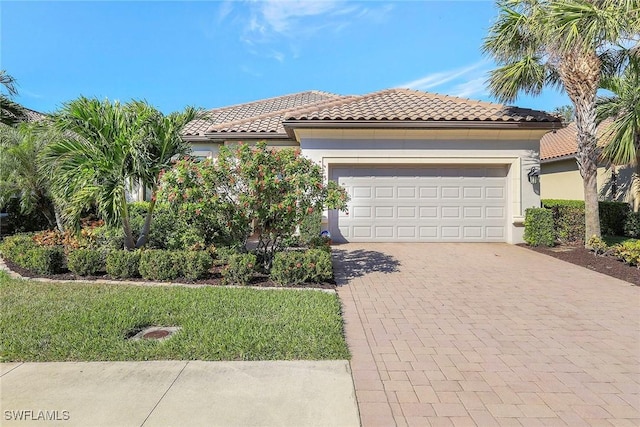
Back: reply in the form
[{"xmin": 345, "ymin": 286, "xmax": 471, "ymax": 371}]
[
  {"xmin": 0, "ymin": 272, "xmax": 349, "ymax": 362},
  {"xmin": 603, "ymin": 235, "xmax": 639, "ymax": 246}
]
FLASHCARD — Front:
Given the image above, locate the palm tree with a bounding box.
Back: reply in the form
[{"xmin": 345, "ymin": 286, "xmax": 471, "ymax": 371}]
[
  {"xmin": 42, "ymin": 97, "xmax": 199, "ymax": 249},
  {"xmin": 483, "ymin": 0, "xmax": 640, "ymax": 241},
  {"xmin": 0, "ymin": 71, "xmax": 27, "ymax": 125},
  {"xmin": 0, "ymin": 122, "xmax": 61, "ymax": 230},
  {"xmin": 596, "ymin": 61, "xmax": 640, "ymax": 211}
]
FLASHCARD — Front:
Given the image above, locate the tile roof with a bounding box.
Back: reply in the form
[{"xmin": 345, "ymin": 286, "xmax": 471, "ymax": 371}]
[
  {"xmin": 540, "ymin": 120, "xmax": 613, "ymax": 161},
  {"xmin": 182, "ymin": 90, "xmax": 346, "ymax": 136},
  {"xmin": 182, "ymin": 88, "xmax": 561, "ymax": 139},
  {"xmin": 285, "ymin": 89, "xmax": 560, "ymax": 124}
]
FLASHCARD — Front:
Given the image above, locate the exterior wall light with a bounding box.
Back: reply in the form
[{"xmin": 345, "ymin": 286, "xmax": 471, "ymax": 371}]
[{"xmin": 527, "ymin": 166, "xmax": 540, "ymax": 185}]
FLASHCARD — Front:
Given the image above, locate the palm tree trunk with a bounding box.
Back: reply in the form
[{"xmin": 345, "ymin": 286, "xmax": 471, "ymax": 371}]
[
  {"xmin": 121, "ymin": 194, "xmax": 135, "ymax": 250},
  {"xmin": 135, "ymin": 195, "xmax": 156, "ymax": 248},
  {"xmin": 54, "ymin": 206, "xmax": 64, "ymax": 233}
]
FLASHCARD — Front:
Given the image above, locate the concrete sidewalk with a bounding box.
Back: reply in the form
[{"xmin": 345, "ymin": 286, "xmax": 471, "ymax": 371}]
[{"xmin": 0, "ymin": 360, "xmax": 359, "ymax": 427}]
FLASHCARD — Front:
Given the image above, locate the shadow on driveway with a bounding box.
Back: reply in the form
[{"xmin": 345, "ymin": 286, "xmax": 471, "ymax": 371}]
[{"xmin": 331, "ymin": 248, "xmax": 400, "ymax": 283}]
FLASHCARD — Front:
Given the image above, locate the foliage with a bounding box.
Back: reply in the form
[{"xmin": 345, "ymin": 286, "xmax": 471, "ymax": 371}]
[
  {"xmin": 586, "ymin": 235, "xmax": 608, "ymax": 256},
  {"xmin": 106, "ymin": 250, "xmax": 140, "ymax": 279},
  {"xmin": 299, "ymin": 208, "xmax": 323, "ymax": 245},
  {"xmin": 181, "ymin": 251, "xmax": 213, "ymax": 280},
  {"xmin": 222, "ymin": 253, "xmax": 256, "ymax": 286},
  {"xmin": 624, "ymin": 211, "xmax": 640, "ymax": 238},
  {"xmin": 611, "ymin": 240, "xmax": 640, "ymax": 267},
  {"xmin": 139, "ymin": 250, "xmax": 182, "ymax": 281},
  {"xmin": 270, "ymin": 249, "xmax": 333, "ymax": 285},
  {"xmin": 523, "ymin": 208, "xmax": 555, "ymax": 247},
  {"xmin": 0, "ymin": 197, "xmax": 51, "ymax": 235},
  {"xmin": 22, "ymin": 247, "xmax": 65, "ymax": 275},
  {"xmin": 159, "ymin": 142, "xmax": 349, "ymax": 270},
  {"xmin": 552, "ymin": 105, "xmax": 575, "ymax": 123},
  {"xmin": 213, "ymin": 246, "xmax": 241, "ymax": 266},
  {"xmin": 42, "ymin": 97, "xmax": 200, "ymax": 249},
  {"xmin": 0, "ymin": 70, "xmax": 27, "ymax": 125},
  {"xmin": 483, "ymin": 0, "xmax": 640, "ymax": 240},
  {"xmin": 0, "ymin": 233, "xmax": 38, "ymax": 265},
  {"xmin": 598, "ymin": 201, "xmax": 630, "ymax": 236},
  {"xmin": 67, "ymin": 249, "xmax": 105, "ymax": 276},
  {"xmin": 597, "ymin": 59, "xmax": 640, "ymax": 212},
  {"xmin": 544, "ymin": 200, "xmax": 585, "ymax": 243},
  {"xmin": 271, "ymin": 251, "xmax": 308, "ymax": 286},
  {"xmin": 0, "ymin": 122, "xmax": 60, "ymax": 231},
  {"xmin": 0, "ymin": 272, "xmax": 350, "ymax": 361}
]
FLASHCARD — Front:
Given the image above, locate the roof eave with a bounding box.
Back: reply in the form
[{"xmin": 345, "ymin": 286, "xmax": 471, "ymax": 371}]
[
  {"xmin": 540, "ymin": 153, "xmax": 577, "ymax": 163},
  {"xmin": 283, "ymin": 119, "xmax": 562, "ymax": 139},
  {"xmin": 202, "ymin": 131, "xmax": 292, "ymax": 141}
]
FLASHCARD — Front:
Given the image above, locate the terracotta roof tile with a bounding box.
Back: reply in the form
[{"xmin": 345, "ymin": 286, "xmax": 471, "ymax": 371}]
[
  {"xmin": 285, "ymin": 89, "xmax": 559, "ymax": 123},
  {"xmin": 540, "ymin": 120, "xmax": 613, "ymax": 161},
  {"xmin": 182, "ymin": 90, "xmax": 345, "ymax": 136}
]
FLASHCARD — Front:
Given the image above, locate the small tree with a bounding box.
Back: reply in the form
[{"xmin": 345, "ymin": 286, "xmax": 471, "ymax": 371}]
[{"xmin": 159, "ymin": 142, "xmax": 349, "ymax": 270}]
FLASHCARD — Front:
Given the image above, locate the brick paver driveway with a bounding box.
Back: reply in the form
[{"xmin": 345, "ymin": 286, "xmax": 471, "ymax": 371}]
[{"xmin": 333, "ymin": 243, "xmax": 639, "ymax": 427}]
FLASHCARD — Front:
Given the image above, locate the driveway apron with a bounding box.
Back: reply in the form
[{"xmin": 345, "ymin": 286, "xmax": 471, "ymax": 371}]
[{"xmin": 333, "ymin": 243, "xmax": 640, "ymax": 427}]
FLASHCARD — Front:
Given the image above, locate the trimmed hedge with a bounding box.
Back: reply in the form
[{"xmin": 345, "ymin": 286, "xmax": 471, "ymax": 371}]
[
  {"xmin": 181, "ymin": 251, "xmax": 213, "ymax": 280},
  {"xmin": 523, "ymin": 208, "xmax": 555, "ymax": 247},
  {"xmin": 139, "ymin": 250, "xmax": 181, "ymax": 281},
  {"xmin": 222, "ymin": 253, "xmax": 256, "ymax": 286},
  {"xmin": 106, "ymin": 250, "xmax": 140, "ymax": 279},
  {"xmin": 0, "ymin": 233, "xmax": 38, "ymax": 266},
  {"xmin": 23, "ymin": 247, "xmax": 65, "ymax": 275},
  {"xmin": 599, "ymin": 201, "xmax": 631, "ymax": 236},
  {"xmin": 67, "ymin": 249, "xmax": 105, "ymax": 276},
  {"xmin": 270, "ymin": 249, "xmax": 334, "ymax": 285},
  {"xmin": 624, "ymin": 212, "xmax": 640, "ymax": 238}
]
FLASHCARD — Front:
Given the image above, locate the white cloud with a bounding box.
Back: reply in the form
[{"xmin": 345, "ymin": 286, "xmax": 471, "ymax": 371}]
[
  {"xmin": 397, "ymin": 61, "xmax": 488, "ymax": 91},
  {"xmin": 217, "ymin": 1, "xmax": 234, "ymax": 23},
  {"xmin": 450, "ymin": 76, "xmax": 488, "ymax": 98}
]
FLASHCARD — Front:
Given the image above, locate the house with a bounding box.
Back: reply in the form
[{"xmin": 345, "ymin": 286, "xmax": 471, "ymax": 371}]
[
  {"xmin": 181, "ymin": 89, "xmax": 561, "ymax": 244},
  {"xmin": 539, "ymin": 121, "xmax": 634, "ymax": 203}
]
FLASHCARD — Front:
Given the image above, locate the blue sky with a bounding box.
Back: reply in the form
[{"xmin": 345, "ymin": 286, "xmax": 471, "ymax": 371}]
[{"xmin": 3, "ymin": 0, "xmax": 571, "ymax": 115}]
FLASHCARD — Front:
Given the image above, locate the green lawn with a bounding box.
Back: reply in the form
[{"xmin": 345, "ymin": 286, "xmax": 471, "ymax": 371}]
[{"xmin": 0, "ymin": 272, "xmax": 349, "ymax": 362}]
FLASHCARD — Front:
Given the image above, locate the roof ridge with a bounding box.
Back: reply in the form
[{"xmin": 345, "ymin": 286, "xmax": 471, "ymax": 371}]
[
  {"xmin": 205, "ymin": 94, "xmax": 356, "ymax": 133},
  {"xmin": 203, "ymin": 90, "xmax": 343, "ymax": 114}
]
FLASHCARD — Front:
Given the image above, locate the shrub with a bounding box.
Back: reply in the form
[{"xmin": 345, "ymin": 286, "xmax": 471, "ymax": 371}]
[
  {"xmin": 0, "ymin": 233, "xmax": 38, "ymax": 265},
  {"xmin": 307, "ymin": 235, "xmax": 332, "ymax": 253},
  {"xmin": 586, "ymin": 235, "xmax": 608, "ymax": 256},
  {"xmin": 139, "ymin": 250, "xmax": 182, "ymax": 281},
  {"xmin": 299, "ymin": 209, "xmax": 323, "ymax": 245},
  {"xmin": 612, "ymin": 240, "xmax": 640, "ymax": 267},
  {"xmin": 271, "ymin": 251, "xmax": 308, "ymax": 285},
  {"xmin": 67, "ymin": 249, "xmax": 105, "ymax": 276},
  {"xmin": 222, "ymin": 253, "xmax": 256, "ymax": 286},
  {"xmin": 599, "ymin": 201, "xmax": 630, "ymax": 236},
  {"xmin": 213, "ymin": 246, "xmax": 241, "ymax": 266},
  {"xmin": 181, "ymin": 251, "xmax": 212, "ymax": 280},
  {"xmin": 523, "ymin": 208, "xmax": 555, "ymax": 247},
  {"xmin": 305, "ymin": 249, "xmax": 333, "ymax": 283},
  {"xmin": 106, "ymin": 250, "xmax": 140, "ymax": 279},
  {"xmin": 624, "ymin": 212, "xmax": 640, "ymax": 238},
  {"xmin": 22, "ymin": 247, "xmax": 65, "ymax": 274},
  {"xmin": 542, "ymin": 200, "xmax": 584, "ymax": 243}
]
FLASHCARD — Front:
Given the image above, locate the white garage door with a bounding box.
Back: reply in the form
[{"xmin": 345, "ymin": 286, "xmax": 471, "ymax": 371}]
[{"xmin": 330, "ymin": 165, "xmax": 508, "ymax": 242}]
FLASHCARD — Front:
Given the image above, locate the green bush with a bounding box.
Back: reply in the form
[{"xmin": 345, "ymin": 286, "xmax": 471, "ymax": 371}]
[
  {"xmin": 222, "ymin": 253, "xmax": 256, "ymax": 286},
  {"xmin": 586, "ymin": 235, "xmax": 608, "ymax": 256},
  {"xmin": 524, "ymin": 208, "xmax": 555, "ymax": 247},
  {"xmin": 181, "ymin": 251, "xmax": 212, "ymax": 280},
  {"xmin": 599, "ymin": 201, "xmax": 630, "ymax": 236},
  {"xmin": 299, "ymin": 209, "xmax": 323, "ymax": 244},
  {"xmin": 213, "ymin": 246, "xmax": 241, "ymax": 266},
  {"xmin": 612, "ymin": 240, "xmax": 640, "ymax": 266},
  {"xmin": 106, "ymin": 250, "xmax": 140, "ymax": 279},
  {"xmin": 305, "ymin": 249, "xmax": 333, "ymax": 283},
  {"xmin": 624, "ymin": 212, "xmax": 640, "ymax": 238},
  {"xmin": 23, "ymin": 247, "xmax": 65, "ymax": 274},
  {"xmin": 542, "ymin": 199, "xmax": 584, "ymax": 243},
  {"xmin": 271, "ymin": 251, "xmax": 308, "ymax": 285},
  {"xmin": 0, "ymin": 233, "xmax": 38, "ymax": 265},
  {"xmin": 139, "ymin": 250, "xmax": 182, "ymax": 281},
  {"xmin": 67, "ymin": 249, "xmax": 105, "ymax": 276}
]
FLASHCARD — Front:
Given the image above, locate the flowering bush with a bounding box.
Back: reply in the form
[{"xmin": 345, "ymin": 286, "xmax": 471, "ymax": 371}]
[
  {"xmin": 222, "ymin": 253, "xmax": 256, "ymax": 286},
  {"xmin": 270, "ymin": 249, "xmax": 333, "ymax": 285},
  {"xmin": 158, "ymin": 141, "xmax": 349, "ymax": 270}
]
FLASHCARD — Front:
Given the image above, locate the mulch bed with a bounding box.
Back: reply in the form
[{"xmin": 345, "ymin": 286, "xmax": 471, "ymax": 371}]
[
  {"xmin": 2, "ymin": 259, "xmax": 337, "ymax": 290},
  {"xmin": 521, "ymin": 244, "xmax": 640, "ymax": 286}
]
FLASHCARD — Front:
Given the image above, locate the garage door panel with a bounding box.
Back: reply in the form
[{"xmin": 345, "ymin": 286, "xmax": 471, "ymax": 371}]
[{"xmin": 331, "ymin": 165, "xmax": 507, "ymax": 242}]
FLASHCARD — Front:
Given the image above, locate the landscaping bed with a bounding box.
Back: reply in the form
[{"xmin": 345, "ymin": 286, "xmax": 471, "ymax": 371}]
[
  {"xmin": 521, "ymin": 244, "xmax": 640, "ymax": 286},
  {"xmin": 0, "ymin": 272, "xmax": 349, "ymax": 362}
]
